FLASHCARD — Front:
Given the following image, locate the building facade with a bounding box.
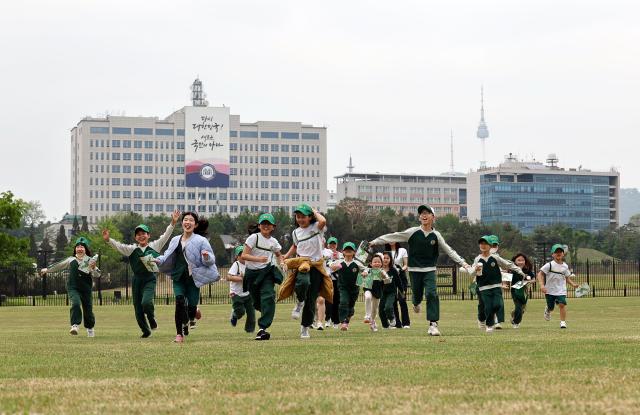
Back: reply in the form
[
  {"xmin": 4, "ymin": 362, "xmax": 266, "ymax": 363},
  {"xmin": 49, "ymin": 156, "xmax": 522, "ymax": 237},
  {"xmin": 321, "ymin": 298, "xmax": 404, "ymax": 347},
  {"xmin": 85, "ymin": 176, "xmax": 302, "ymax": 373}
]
[
  {"xmin": 467, "ymin": 156, "xmax": 620, "ymax": 233},
  {"xmin": 335, "ymin": 172, "xmax": 467, "ymax": 218},
  {"xmin": 71, "ymin": 108, "xmax": 327, "ymax": 224}
]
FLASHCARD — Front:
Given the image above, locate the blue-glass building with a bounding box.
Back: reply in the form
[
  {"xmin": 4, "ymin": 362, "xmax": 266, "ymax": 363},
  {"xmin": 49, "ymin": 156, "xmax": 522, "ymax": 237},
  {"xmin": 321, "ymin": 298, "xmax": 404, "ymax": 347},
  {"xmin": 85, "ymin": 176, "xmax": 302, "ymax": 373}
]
[{"xmin": 468, "ymin": 158, "xmax": 619, "ymax": 234}]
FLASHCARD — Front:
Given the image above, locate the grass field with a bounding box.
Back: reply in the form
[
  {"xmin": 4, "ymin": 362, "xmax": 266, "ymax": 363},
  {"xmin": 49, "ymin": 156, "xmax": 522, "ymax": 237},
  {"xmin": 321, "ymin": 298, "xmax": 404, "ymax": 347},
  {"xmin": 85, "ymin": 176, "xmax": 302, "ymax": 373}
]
[{"xmin": 1, "ymin": 298, "xmax": 639, "ymax": 414}]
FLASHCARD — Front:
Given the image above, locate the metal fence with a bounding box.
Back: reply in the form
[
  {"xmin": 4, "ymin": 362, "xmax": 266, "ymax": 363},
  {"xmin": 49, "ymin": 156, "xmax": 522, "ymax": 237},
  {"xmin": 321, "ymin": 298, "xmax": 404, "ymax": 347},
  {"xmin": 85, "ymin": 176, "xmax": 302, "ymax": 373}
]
[{"xmin": 1, "ymin": 259, "xmax": 639, "ymax": 306}]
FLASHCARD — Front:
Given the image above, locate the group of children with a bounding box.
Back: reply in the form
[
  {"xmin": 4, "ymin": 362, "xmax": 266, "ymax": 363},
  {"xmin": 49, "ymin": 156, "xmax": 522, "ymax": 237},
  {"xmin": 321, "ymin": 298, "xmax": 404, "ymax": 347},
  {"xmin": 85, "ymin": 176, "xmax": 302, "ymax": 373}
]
[{"xmin": 40, "ymin": 204, "xmax": 581, "ymax": 341}]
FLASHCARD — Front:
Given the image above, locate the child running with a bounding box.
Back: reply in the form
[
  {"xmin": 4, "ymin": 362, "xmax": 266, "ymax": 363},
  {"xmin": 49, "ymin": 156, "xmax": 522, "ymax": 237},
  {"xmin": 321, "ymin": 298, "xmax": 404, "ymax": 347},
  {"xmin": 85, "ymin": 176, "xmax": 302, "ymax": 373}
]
[
  {"xmin": 466, "ymin": 235, "xmax": 526, "ymax": 333},
  {"xmin": 332, "ymin": 242, "xmax": 364, "ymax": 331},
  {"xmin": 370, "ymin": 205, "xmax": 470, "ymax": 336},
  {"xmin": 102, "ymin": 210, "xmax": 180, "ymax": 337},
  {"xmin": 322, "ymin": 237, "xmax": 343, "ymax": 329},
  {"xmin": 537, "ymin": 244, "xmax": 579, "ymax": 329},
  {"xmin": 241, "ymin": 213, "xmax": 286, "ymax": 341},
  {"xmin": 224, "ymin": 245, "xmax": 256, "ymax": 334},
  {"xmin": 39, "ymin": 237, "xmax": 100, "ymax": 337},
  {"xmin": 379, "ymin": 251, "xmax": 400, "ymax": 329},
  {"xmin": 156, "ymin": 212, "xmax": 219, "ymax": 343},
  {"xmin": 510, "ymin": 252, "xmax": 535, "ymax": 328},
  {"xmin": 358, "ymin": 253, "xmax": 392, "ymax": 332}
]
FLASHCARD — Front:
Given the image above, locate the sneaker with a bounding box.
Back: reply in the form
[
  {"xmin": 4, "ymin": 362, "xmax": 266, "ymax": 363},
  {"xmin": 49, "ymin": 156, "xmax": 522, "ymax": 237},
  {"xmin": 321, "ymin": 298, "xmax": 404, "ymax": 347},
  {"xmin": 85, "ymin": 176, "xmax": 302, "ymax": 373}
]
[
  {"xmin": 388, "ymin": 318, "xmax": 397, "ymax": 327},
  {"xmin": 403, "ymin": 325, "xmax": 411, "ymax": 329},
  {"xmin": 255, "ymin": 329, "xmax": 271, "ymax": 340},
  {"xmin": 486, "ymin": 326, "xmax": 494, "ymax": 333},
  {"xmin": 291, "ymin": 301, "xmax": 304, "ymax": 320},
  {"xmin": 363, "ymin": 317, "xmax": 371, "ymax": 324},
  {"xmin": 230, "ymin": 312, "xmax": 238, "ymax": 327},
  {"xmin": 189, "ymin": 320, "xmax": 197, "ymax": 329},
  {"xmin": 494, "ymin": 323, "xmax": 503, "ymax": 330},
  {"xmin": 478, "ymin": 320, "xmax": 486, "ymax": 330},
  {"xmin": 512, "ymin": 323, "xmax": 520, "ymax": 329},
  {"xmin": 388, "ymin": 325, "xmax": 396, "ymax": 329},
  {"xmin": 195, "ymin": 308, "xmax": 202, "ymax": 320},
  {"xmin": 174, "ymin": 334, "xmax": 184, "ymax": 343},
  {"xmin": 333, "ymin": 324, "xmax": 340, "ymax": 329},
  {"xmin": 148, "ymin": 317, "xmax": 158, "ymax": 330},
  {"xmin": 325, "ymin": 322, "xmax": 332, "ymax": 328},
  {"xmin": 87, "ymin": 328, "xmax": 95, "ymax": 338},
  {"xmin": 317, "ymin": 325, "xmax": 324, "ymax": 331},
  {"xmin": 560, "ymin": 321, "xmax": 567, "ymax": 329},
  {"xmin": 370, "ymin": 321, "xmax": 378, "ymax": 332},
  {"xmin": 413, "ymin": 304, "xmax": 421, "ymax": 314},
  {"xmin": 544, "ymin": 306, "xmax": 551, "ymax": 321},
  {"xmin": 340, "ymin": 322, "xmax": 349, "ymax": 331},
  {"xmin": 428, "ymin": 322, "xmax": 441, "ymax": 336},
  {"xmin": 141, "ymin": 331, "xmax": 152, "ymax": 338},
  {"xmin": 311, "ymin": 321, "xmax": 320, "ymax": 329},
  {"xmin": 300, "ymin": 326, "xmax": 311, "ymax": 339},
  {"xmin": 69, "ymin": 324, "xmax": 79, "ymax": 335}
]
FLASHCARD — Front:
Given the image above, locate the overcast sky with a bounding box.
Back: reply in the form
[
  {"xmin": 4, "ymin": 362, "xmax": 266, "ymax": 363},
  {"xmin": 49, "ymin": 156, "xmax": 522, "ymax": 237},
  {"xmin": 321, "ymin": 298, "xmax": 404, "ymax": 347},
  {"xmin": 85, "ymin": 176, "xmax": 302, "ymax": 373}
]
[{"xmin": 1, "ymin": 0, "xmax": 638, "ymax": 221}]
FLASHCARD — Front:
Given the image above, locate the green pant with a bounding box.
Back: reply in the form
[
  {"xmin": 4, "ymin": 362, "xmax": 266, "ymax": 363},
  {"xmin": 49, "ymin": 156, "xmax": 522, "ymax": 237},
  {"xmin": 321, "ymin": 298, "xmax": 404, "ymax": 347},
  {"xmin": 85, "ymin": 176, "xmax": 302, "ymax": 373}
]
[
  {"xmin": 245, "ymin": 267, "xmax": 277, "ymax": 330},
  {"xmin": 379, "ymin": 287, "xmax": 396, "ymax": 327},
  {"xmin": 479, "ymin": 287, "xmax": 504, "ymax": 327},
  {"xmin": 295, "ymin": 268, "xmax": 323, "ymax": 328},
  {"xmin": 132, "ymin": 275, "xmax": 156, "ymax": 335},
  {"xmin": 338, "ymin": 278, "xmax": 359, "ymax": 323},
  {"xmin": 411, "ymin": 271, "xmax": 439, "ymax": 322},
  {"xmin": 173, "ymin": 274, "xmax": 200, "ymax": 307},
  {"xmin": 511, "ymin": 288, "xmax": 528, "ymax": 324},
  {"xmin": 68, "ymin": 281, "xmax": 95, "ymax": 328},
  {"xmin": 232, "ymin": 294, "xmax": 256, "ymax": 333},
  {"xmin": 476, "ymin": 286, "xmax": 485, "ymax": 322}
]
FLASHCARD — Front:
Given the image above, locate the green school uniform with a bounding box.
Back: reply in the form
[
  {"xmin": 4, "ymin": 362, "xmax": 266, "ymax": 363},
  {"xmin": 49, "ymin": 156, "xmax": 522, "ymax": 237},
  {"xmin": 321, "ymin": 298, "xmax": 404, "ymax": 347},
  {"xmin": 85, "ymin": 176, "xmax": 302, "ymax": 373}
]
[{"xmin": 337, "ymin": 260, "xmax": 361, "ymax": 323}]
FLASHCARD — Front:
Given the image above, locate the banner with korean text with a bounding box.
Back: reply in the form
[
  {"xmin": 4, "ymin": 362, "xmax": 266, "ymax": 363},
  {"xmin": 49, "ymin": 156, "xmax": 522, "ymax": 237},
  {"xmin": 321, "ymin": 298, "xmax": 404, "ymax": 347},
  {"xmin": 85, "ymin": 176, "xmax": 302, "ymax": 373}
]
[{"xmin": 184, "ymin": 106, "xmax": 230, "ymax": 187}]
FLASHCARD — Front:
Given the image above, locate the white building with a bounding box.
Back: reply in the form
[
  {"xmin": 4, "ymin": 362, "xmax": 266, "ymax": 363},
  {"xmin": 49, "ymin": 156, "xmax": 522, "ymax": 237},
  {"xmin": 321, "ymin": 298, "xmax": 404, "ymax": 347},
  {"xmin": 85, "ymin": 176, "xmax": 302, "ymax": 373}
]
[
  {"xmin": 335, "ymin": 172, "xmax": 467, "ymax": 218},
  {"xmin": 71, "ymin": 105, "xmax": 327, "ymax": 224}
]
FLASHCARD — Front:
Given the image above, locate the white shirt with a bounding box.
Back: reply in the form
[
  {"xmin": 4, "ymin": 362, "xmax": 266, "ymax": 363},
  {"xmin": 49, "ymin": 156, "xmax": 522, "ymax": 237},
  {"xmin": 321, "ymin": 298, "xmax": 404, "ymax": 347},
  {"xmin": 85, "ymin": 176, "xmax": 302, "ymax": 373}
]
[
  {"xmin": 292, "ymin": 222, "xmax": 324, "ymax": 261},
  {"xmin": 391, "ymin": 248, "xmax": 408, "ymax": 268},
  {"xmin": 540, "ymin": 261, "xmax": 572, "ymax": 296},
  {"xmin": 244, "ymin": 233, "xmax": 282, "ymax": 270},
  {"xmin": 323, "ymin": 248, "xmax": 344, "ymax": 279},
  {"xmin": 228, "ymin": 261, "xmax": 249, "ymax": 297}
]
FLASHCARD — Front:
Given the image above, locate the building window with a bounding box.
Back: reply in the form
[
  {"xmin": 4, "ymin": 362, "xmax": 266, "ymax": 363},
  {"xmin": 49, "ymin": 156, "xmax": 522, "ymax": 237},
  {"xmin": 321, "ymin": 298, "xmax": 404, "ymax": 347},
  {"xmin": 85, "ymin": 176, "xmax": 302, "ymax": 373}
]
[
  {"xmin": 281, "ymin": 132, "xmax": 299, "ymax": 139},
  {"xmin": 156, "ymin": 128, "xmax": 174, "ymax": 136},
  {"xmin": 302, "ymin": 132, "xmax": 320, "ymax": 140},
  {"xmin": 260, "ymin": 144, "xmax": 269, "ymax": 151},
  {"xmin": 240, "ymin": 131, "xmax": 258, "ymax": 138},
  {"xmin": 260, "ymin": 131, "xmax": 279, "ymax": 138},
  {"xmin": 230, "ymin": 143, "xmax": 238, "ymax": 150},
  {"xmin": 281, "ymin": 144, "xmax": 289, "ymax": 152},
  {"xmin": 112, "ymin": 127, "xmax": 131, "ymax": 135},
  {"xmin": 133, "ymin": 128, "xmax": 153, "ymax": 135},
  {"xmin": 292, "ymin": 145, "xmax": 300, "ymax": 152},
  {"xmin": 230, "ymin": 130, "xmax": 238, "ymax": 137},
  {"xmin": 90, "ymin": 126, "xmax": 109, "ymax": 134},
  {"xmin": 271, "ymin": 157, "xmax": 279, "ymax": 164},
  {"xmin": 271, "ymin": 169, "xmax": 279, "ymax": 176}
]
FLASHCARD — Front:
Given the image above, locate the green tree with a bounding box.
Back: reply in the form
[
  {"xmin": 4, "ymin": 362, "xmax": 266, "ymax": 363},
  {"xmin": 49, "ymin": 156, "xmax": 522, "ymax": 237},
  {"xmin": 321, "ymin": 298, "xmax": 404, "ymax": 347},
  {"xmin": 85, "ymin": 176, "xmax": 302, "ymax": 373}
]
[
  {"xmin": 210, "ymin": 234, "xmax": 229, "ymax": 266},
  {"xmin": 28, "ymin": 223, "xmax": 38, "ymax": 260},
  {"xmin": 71, "ymin": 216, "xmax": 80, "ymax": 236},
  {"xmin": 54, "ymin": 224, "xmax": 68, "ymax": 261},
  {"xmin": 81, "ymin": 216, "xmax": 89, "ymax": 232},
  {"xmin": 0, "ymin": 191, "xmax": 30, "ymax": 266}
]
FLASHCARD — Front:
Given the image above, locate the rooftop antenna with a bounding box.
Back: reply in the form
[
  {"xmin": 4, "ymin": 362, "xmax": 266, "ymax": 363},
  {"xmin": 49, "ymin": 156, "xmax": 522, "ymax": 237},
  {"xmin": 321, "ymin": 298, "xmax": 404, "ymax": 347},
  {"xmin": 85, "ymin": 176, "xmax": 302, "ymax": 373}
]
[
  {"xmin": 190, "ymin": 77, "xmax": 209, "ymax": 107},
  {"xmin": 347, "ymin": 155, "xmax": 355, "ymax": 173},
  {"xmin": 476, "ymin": 85, "xmax": 489, "ymax": 169}
]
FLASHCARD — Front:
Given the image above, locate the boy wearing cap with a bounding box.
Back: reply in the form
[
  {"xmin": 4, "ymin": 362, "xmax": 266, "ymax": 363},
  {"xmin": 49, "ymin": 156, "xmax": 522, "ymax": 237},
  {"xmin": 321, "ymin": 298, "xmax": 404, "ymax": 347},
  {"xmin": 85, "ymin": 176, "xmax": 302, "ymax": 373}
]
[
  {"xmin": 102, "ymin": 210, "xmax": 180, "ymax": 337},
  {"xmin": 370, "ymin": 205, "xmax": 470, "ymax": 336},
  {"xmin": 322, "ymin": 236, "xmax": 343, "ymax": 328},
  {"xmin": 40, "ymin": 237, "xmax": 101, "ymax": 337},
  {"xmin": 225, "ymin": 245, "xmax": 256, "ymax": 333},
  {"xmin": 331, "ymin": 242, "xmax": 366, "ymax": 331},
  {"xmin": 537, "ymin": 244, "xmax": 579, "ymax": 329},
  {"xmin": 466, "ymin": 236, "xmax": 526, "ymax": 333}
]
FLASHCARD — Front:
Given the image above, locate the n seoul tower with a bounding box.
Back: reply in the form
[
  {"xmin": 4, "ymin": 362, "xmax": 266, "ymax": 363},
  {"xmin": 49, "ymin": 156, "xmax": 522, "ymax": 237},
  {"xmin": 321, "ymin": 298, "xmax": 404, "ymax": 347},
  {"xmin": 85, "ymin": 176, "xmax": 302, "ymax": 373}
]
[{"xmin": 477, "ymin": 86, "xmax": 489, "ymax": 169}]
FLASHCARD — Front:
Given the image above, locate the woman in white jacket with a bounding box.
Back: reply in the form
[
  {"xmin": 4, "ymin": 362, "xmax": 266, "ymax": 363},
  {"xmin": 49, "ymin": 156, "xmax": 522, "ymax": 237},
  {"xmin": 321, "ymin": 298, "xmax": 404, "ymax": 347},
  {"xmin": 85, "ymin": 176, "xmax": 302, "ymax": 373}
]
[{"xmin": 156, "ymin": 212, "xmax": 219, "ymax": 343}]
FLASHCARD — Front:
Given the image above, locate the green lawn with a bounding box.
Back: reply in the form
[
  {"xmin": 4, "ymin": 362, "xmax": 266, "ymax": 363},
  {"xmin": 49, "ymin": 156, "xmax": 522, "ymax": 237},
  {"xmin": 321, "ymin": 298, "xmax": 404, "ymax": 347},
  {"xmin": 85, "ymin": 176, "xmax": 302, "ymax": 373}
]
[{"xmin": 1, "ymin": 298, "xmax": 639, "ymax": 414}]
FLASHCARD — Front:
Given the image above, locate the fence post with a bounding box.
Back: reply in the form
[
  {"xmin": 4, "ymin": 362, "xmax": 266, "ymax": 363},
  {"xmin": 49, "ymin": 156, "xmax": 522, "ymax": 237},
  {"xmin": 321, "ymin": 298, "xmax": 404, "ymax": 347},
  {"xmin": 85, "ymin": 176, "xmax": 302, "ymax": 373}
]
[
  {"xmin": 624, "ymin": 285, "xmax": 627, "ymax": 297},
  {"xmin": 42, "ymin": 274, "xmax": 47, "ymax": 300},
  {"xmin": 452, "ymin": 266, "xmax": 457, "ymax": 295},
  {"xmin": 612, "ymin": 260, "xmax": 616, "ymax": 290},
  {"xmin": 125, "ymin": 266, "xmax": 129, "ymax": 300},
  {"xmin": 97, "ymin": 250, "xmax": 102, "ymax": 306},
  {"xmin": 586, "ymin": 259, "xmax": 590, "ymax": 285},
  {"xmin": 13, "ymin": 264, "xmax": 18, "ymax": 297}
]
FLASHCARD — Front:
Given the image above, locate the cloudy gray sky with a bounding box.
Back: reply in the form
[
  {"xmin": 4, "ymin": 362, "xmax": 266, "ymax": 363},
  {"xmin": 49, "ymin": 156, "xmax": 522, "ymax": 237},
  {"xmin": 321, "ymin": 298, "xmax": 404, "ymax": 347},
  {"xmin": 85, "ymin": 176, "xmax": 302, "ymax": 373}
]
[{"xmin": 1, "ymin": 0, "xmax": 638, "ymax": 221}]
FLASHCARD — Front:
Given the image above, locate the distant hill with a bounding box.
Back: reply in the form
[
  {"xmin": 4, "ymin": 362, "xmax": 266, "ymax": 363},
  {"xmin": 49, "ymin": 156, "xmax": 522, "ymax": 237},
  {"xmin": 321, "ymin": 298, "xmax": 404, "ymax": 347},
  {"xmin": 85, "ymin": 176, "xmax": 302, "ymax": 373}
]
[{"xmin": 620, "ymin": 188, "xmax": 640, "ymax": 225}]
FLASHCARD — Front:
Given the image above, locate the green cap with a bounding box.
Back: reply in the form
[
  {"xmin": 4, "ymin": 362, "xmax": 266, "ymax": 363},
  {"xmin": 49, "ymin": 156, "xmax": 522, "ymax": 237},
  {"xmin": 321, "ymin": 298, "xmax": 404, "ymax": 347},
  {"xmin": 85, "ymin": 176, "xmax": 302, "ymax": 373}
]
[
  {"xmin": 418, "ymin": 205, "xmax": 434, "ymax": 215},
  {"xmin": 258, "ymin": 213, "xmax": 276, "ymax": 225},
  {"xmin": 327, "ymin": 237, "xmax": 338, "ymax": 245},
  {"xmin": 135, "ymin": 224, "xmax": 150, "ymax": 233},
  {"xmin": 234, "ymin": 246, "xmax": 244, "ymax": 256},
  {"xmin": 550, "ymin": 244, "xmax": 566, "ymax": 254},
  {"xmin": 488, "ymin": 235, "xmax": 500, "ymax": 245},
  {"xmin": 294, "ymin": 204, "xmax": 313, "ymax": 216},
  {"xmin": 74, "ymin": 237, "xmax": 90, "ymax": 248},
  {"xmin": 342, "ymin": 242, "xmax": 356, "ymax": 251},
  {"xmin": 478, "ymin": 235, "xmax": 492, "ymax": 244}
]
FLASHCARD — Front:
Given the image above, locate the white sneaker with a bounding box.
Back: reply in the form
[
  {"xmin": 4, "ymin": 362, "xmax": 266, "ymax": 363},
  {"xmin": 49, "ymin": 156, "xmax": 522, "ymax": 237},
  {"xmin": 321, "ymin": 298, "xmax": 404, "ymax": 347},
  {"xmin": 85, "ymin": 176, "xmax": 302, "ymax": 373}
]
[
  {"xmin": 311, "ymin": 321, "xmax": 320, "ymax": 329},
  {"xmin": 486, "ymin": 326, "xmax": 494, "ymax": 333},
  {"xmin": 69, "ymin": 325, "xmax": 79, "ymax": 335},
  {"xmin": 300, "ymin": 326, "xmax": 310, "ymax": 339},
  {"xmin": 560, "ymin": 321, "xmax": 567, "ymax": 329},
  {"xmin": 413, "ymin": 304, "xmax": 421, "ymax": 314},
  {"xmin": 544, "ymin": 306, "xmax": 551, "ymax": 321},
  {"xmin": 512, "ymin": 323, "xmax": 520, "ymax": 329},
  {"xmin": 494, "ymin": 323, "xmax": 503, "ymax": 330},
  {"xmin": 403, "ymin": 325, "xmax": 411, "ymax": 329},
  {"xmin": 291, "ymin": 301, "xmax": 304, "ymax": 320},
  {"xmin": 325, "ymin": 322, "xmax": 331, "ymax": 328},
  {"xmin": 370, "ymin": 321, "xmax": 378, "ymax": 332},
  {"xmin": 428, "ymin": 323, "xmax": 441, "ymax": 336},
  {"xmin": 477, "ymin": 320, "xmax": 486, "ymax": 329},
  {"xmin": 388, "ymin": 318, "xmax": 396, "ymax": 327},
  {"xmin": 87, "ymin": 328, "xmax": 95, "ymax": 338}
]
